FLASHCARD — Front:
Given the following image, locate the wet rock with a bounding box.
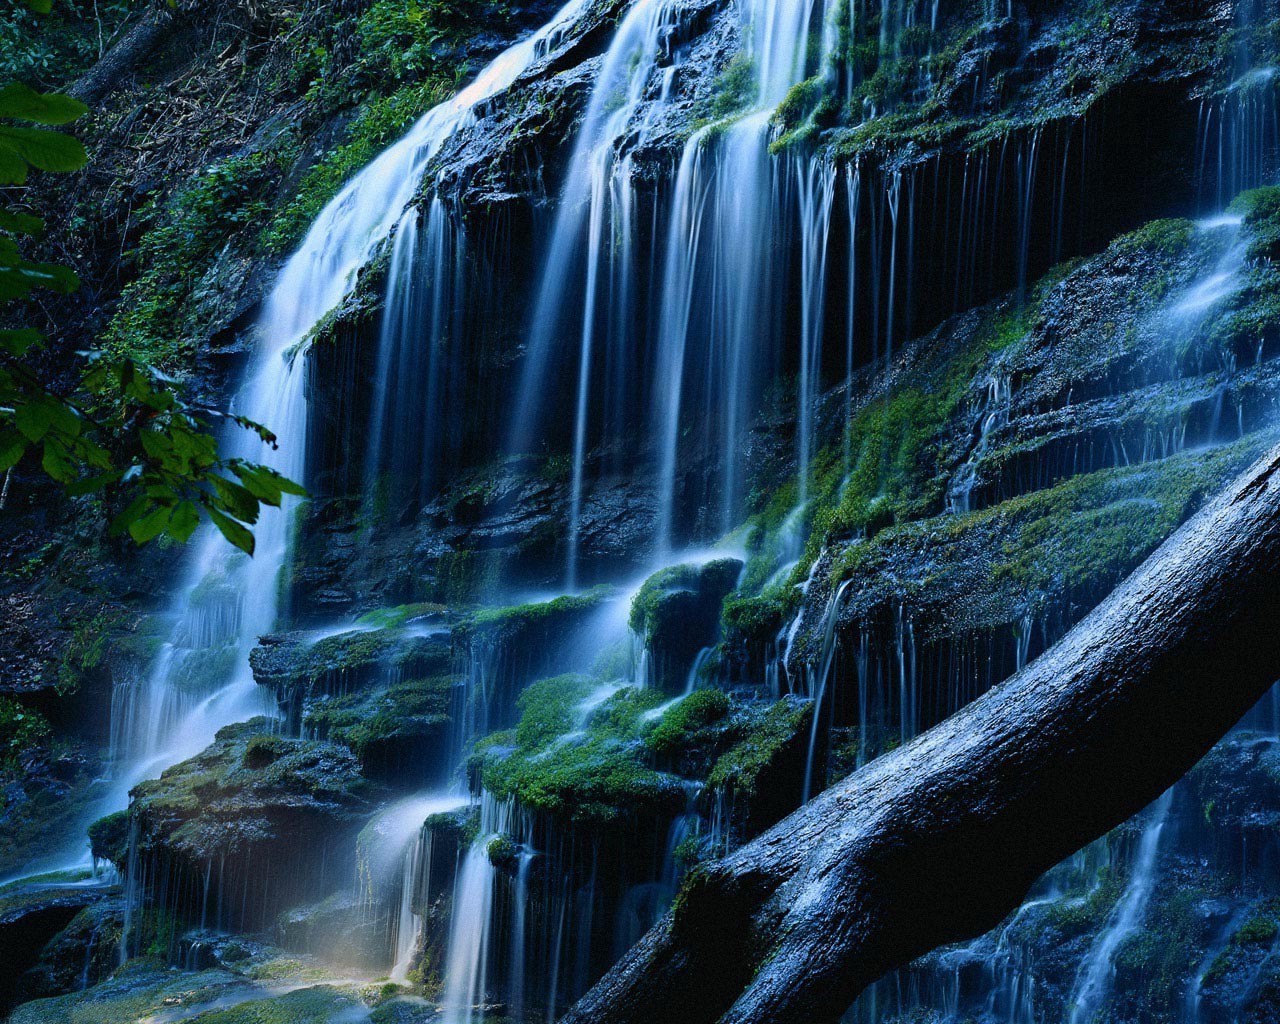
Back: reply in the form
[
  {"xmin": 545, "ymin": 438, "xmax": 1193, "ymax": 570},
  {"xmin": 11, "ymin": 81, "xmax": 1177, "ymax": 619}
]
[
  {"xmin": 16, "ymin": 894, "xmax": 124, "ymax": 1003},
  {"xmin": 0, "ymin": 873, "xmax": 119, "ymax": 1012},
  {"xmin": 630, "ymin": 559, "xmax": 743, "ymax": 694},
  {"xmin": 121, "ymin": 719, "xmax": 379, "ymax": 933}
]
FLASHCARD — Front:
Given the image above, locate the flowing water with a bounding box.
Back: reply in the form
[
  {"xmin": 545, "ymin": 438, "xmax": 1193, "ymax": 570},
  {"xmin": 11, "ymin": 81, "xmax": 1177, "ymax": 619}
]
[{"xmin": 30, "ymin": 0, "xmax": 1280, "ymax": 1019}]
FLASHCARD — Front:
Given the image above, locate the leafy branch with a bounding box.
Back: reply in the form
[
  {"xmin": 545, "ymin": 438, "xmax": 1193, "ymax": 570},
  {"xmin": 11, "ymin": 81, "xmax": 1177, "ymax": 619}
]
[{"xmin": 1, "ymin": 73, "xmax": 304, "ymax": 554}]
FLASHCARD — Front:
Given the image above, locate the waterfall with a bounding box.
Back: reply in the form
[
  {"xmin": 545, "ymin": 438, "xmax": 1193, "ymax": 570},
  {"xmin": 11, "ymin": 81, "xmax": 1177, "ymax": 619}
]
[
  {"xmin": 88, "ymin": 0, "xmax": 597, "ymax": 927},
  {"xmin": 1068, "ymin": 790, "xmax": 1175, "ymax": 1024},
  {"xmin": 440, "ymin": 796, "xmax": 518, "ymax": 1024},
  {"xmin": 516, "ymin": 0, "xmax": 687, "ymax": 584},
  {"xmin": 359, "ymin": 793, "xmax": 467, "ymax": 978}
]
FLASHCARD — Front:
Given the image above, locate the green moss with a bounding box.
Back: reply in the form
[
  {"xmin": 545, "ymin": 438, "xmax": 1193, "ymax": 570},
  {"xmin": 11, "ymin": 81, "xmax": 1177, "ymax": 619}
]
[
  {"xmin": 475, "ymin": 678, "xmax": 685, "ymax": 826},
  {"xmin": 645, "ymin": 689, "xmax": 731, "ymax": 757},
  {"xmin": 1235, "ymin": 911, "xmax": 1280, "ymax": 945},
  {"xmin": 457, "ymin": 586, "xmax": 614, "ymax": 647},
  {"xmin": 176, "ymin": 985, "xmax": 364, "ymax": 1024},
  {"xmin": 1114, "ymin": 217, "xmax": 1197, "ymax": 257},
  {"xmin": 708, "ymin": 53, "xmax": 758, "ymax": 120},
  {"xmin": 355, "ymin": 602, "xmax": 447, "ymax": 629},
  {"xmin": 707, "ymin": 697, "xmax": 812, "ymax": 800},
  {"xmin": 306, "ymin": 676, "xmax": 453, "ymax": 759},
  {"xmin": 262, "ymin": 82, "xmax": 451, "ymax": 256},
  {"xmin": 629, "ymin": 560, "xmax": 741, "ymax": 641},
  {"xmin": 87, "ymin": 810, "xmax": 131, "ymax": 866}
]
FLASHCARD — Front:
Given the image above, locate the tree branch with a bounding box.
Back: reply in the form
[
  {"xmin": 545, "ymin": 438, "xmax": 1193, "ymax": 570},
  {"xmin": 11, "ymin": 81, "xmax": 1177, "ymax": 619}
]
[{"xmin": 561, "ymin": 444, "xmax": 1280, "ymax": 1024}]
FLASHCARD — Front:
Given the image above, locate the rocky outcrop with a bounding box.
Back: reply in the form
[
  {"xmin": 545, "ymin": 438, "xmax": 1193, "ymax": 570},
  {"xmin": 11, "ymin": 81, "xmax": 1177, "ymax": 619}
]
[{"xmin": 118, "ymin": 719, "xmax": 378, "ymax": 935}]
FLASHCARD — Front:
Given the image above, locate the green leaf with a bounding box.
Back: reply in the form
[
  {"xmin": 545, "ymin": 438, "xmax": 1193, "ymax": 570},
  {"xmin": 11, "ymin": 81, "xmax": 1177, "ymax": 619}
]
[
  {"xmin": 0, "ymin": 209, "xmax": 44, "ymax": 235},
  {"xmin": 212, "ymin": 476, "xmax": 260, "ymax": 523},
  {"xmin": 41, "ymin": 437, "xmax": 74, "ymax": 482},
  {"xmin": 15, "ymin": 399, "xmax": 53, "ymax": 441},
  {"xmin": 65, "ymin": 469, "xmax": 124, "ymax": 496},
  {"xmin": 231, "ymin": 463, "xmax": 282, "ymax": 506},
  {"xmin": 0, "ymin": 126, "xmax": 88, "ymax": 174},
  {"xmin": 0, "ymin": 85, "xmax": 88, "ymax": 126},
  {"xmin": 0, "ymin": 147, "xmax": 26, "ymax": 184},
  {"xmin": 108, "ymin": 494, "xmax": 149, "ymax": 537},
  {"xmin": 0, "ymin": 328, "xmax": 42, "ymax": 356},
  {"xmin": 128, "ymin": 504, "xmax": 173, "ymax": 544},
  {"xmin": 206, "ymin": 507, "xmax": 255, "ymax": 555},
  {"xmin": 22, "ymin": 0, "xmax": 53, "ymax": 13},
  {"xmin": 168, "ymin": 501, "xmax": 200, "ymax": 542},
  {"xmin": 0, "ymin": 431, "xmax": 26, "ymax": 472}
]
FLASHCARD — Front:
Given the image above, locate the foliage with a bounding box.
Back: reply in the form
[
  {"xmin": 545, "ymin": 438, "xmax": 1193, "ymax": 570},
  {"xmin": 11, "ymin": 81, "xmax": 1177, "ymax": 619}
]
[
  {"xmin": 0, "ymin": 695, "xmax": 50, "ymax": 772},
  {"xmin": 0, "ymin": 0, "xmax": 132, "ymax": 89},
  {"xmin": 104, "ymin": 151, "xmax": 280, "ymax": 370},
  {"xmin": 0, "ymin": 72, "xmax": 303, "ymax": 553}
]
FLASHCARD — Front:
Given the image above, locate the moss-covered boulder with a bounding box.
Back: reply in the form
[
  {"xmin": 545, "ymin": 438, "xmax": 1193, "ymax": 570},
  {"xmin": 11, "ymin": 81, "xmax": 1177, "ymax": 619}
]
[
  {"xmin": 14, "ymin": 895, "xmax": 124, "ymax": 1004},
  {"xmin": 473, "ymin": 676, "xmax": 686, "ymax": 828},
  {"xmin": 706, "ymin": 695, "xmax": 814, "ymax": 841},
  {"xmin": 630, "ymin": 559, "xmax": 742, "ymax": 693},
  {"xmin": 121, "ymin": 719, "xmax": 378, "ymax": 934},
  {"xmin": 304, "ymin": 675, "xmax": 454, "ymax": 786}
]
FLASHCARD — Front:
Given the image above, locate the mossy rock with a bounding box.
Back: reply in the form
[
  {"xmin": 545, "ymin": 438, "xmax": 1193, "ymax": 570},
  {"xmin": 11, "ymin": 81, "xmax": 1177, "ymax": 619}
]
[
  {"xmin": 707, "ymin": 695, "xmax": 814, "ymax": 839},
  {"xmin": 87, "ymin": 810, "xmax": 130, "ymax": 866},
  {"xmin": 630, "ymin": 559, "xmax": 743, "ymax": 694},
  {"xmin": 304, "ymin": 675, "xmax": 455, "ymax": 786},
  {"xmin": 474, "ymin": 677, "xmax": 685, "ymax": 828},
  {"xmin": 250, "ymin": 628, "xmax": 451, "ymax": 729},
  {"xmin": 123, "ymin": 719, "xmax": 379, "ymax": 932}
]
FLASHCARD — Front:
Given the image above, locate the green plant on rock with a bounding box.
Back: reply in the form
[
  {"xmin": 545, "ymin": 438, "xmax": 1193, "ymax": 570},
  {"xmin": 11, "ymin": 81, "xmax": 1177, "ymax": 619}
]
[
  {"xmin": 0, "ymin": 696, "xmax": 50, "ymax": 773},
  {"xmin": 645, "ymin": 689, "xmax": 731, "ymax": 757}
]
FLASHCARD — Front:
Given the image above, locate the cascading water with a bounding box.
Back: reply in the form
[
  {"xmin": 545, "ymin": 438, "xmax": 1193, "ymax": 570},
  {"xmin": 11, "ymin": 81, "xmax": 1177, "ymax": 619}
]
[
  {"xmin": 1068, "ymin": 790, "xmax": 1175, "ymax": 1024},
  {"xmin": 86, "ymin": 0, "xmax": 599, "ymax": 943}
]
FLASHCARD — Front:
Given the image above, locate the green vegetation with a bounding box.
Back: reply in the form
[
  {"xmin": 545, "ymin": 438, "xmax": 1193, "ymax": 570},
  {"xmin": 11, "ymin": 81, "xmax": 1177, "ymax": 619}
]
[
  {"xmin": 707, "ymin": 697, "xmax": 811, "ymax": 800},
  {"xmin": 261, "ymin": 83, "xmax": 449, "ymax": 255},
  {"xmin": 104, "ymin": 151, "xmax": 280, "ymax": 371},
  {"xmin": 87, "ymin": 809, "xmax": 129, "ymax": 864},
  {"xmin": 0, "ymin": 0, "xmax": 132, "ymax": 88},
  {"xmin": 305, "ymin": 675, "xmax": 452, "ymax": 760},
  {"xmin": 457, "ymin": 586, "xmax": 614, "ymax": 646},
  {"xmin": 0, "ymin": 695, "xmax": 51, "ymax": 771},
  {"xmin": 1, "ymin": 68, "xmax": 303, "ymax": 553},
  {"xmin": 474, "ymin": 676, "xmax": 685, "ymax": 826},
  {"xmin": 645, "ymin": 689, "xmax": 731, "ymax": 757}
]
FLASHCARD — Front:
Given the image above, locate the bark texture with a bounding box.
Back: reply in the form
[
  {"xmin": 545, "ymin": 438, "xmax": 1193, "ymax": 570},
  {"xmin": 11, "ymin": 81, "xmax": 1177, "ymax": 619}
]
[
  {"xmin": 67, "ymin": 9, "xmax": 175, "ymax": 106},
  {"xmin": 561, "ymin": 444, "xmax": 1280, "ymax": 1024}
]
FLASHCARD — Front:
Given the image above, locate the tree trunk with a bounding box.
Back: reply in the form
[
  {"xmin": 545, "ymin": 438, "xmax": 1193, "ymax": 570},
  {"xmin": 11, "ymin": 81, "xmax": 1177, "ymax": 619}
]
[
  {"xmin": 67, "ymin": 8, "xmax": 176, "ymax": 107},
  {"xmin": 561, "ymin": 444, "xmax": 1280, "ymax": 1024}
]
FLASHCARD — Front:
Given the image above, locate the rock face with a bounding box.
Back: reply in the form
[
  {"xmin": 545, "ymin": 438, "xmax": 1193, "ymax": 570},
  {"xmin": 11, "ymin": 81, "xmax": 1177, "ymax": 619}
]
[
  {"xmin": 630, "ymin": 559, "xmax": 743, "ymax": 694},
  {"xmin": 8, "ymin": 0, "xmax": 1280, "ymax": 1021},
  {"xmin": 0, "ymin": 875, "xmax": 121, "ymax": 1013},
  {"xmin": 118, "ymin": 719, "xmax": 378, "ymax": 938}
]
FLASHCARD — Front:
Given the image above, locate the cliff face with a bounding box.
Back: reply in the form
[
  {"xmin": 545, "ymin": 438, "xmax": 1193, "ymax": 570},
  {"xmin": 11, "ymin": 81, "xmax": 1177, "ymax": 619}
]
[{"xmin": 4, "ymin": 1, "xmax": 1280, "ymax": 1022}]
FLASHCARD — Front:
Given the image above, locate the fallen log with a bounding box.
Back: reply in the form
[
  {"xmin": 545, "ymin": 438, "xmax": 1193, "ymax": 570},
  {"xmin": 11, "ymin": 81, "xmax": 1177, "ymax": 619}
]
[
  {"xmin": 561, "ymin": 444, "xmax": 1280, "ymax": 1024},
  {"xmin": 67, "ymin": 8, "xmax": 175, "ymax": 107}
]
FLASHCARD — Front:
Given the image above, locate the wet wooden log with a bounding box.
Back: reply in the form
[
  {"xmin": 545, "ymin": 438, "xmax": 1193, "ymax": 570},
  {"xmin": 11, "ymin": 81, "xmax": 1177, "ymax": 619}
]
[{"xmin": 561, "ymin": 444, "xmax": 1280, "ymax": 1024}]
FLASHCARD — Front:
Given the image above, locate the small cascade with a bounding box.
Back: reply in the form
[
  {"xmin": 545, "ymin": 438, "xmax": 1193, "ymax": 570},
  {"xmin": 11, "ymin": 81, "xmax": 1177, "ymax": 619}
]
[
  {"xmin": 803, "ymin": 579, "xmax": 854, "ymax": 801},
  {"xmin": 945, "ymin": 372, "xmax": 1012, "ymax": 514},
  {"xmin": 1067, "ymin": 789, "xmax": 1175, "ymax": 1024},
  {"xmin": 359, "ymin": 793, "xmax": 468, "ymax": 978}
]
